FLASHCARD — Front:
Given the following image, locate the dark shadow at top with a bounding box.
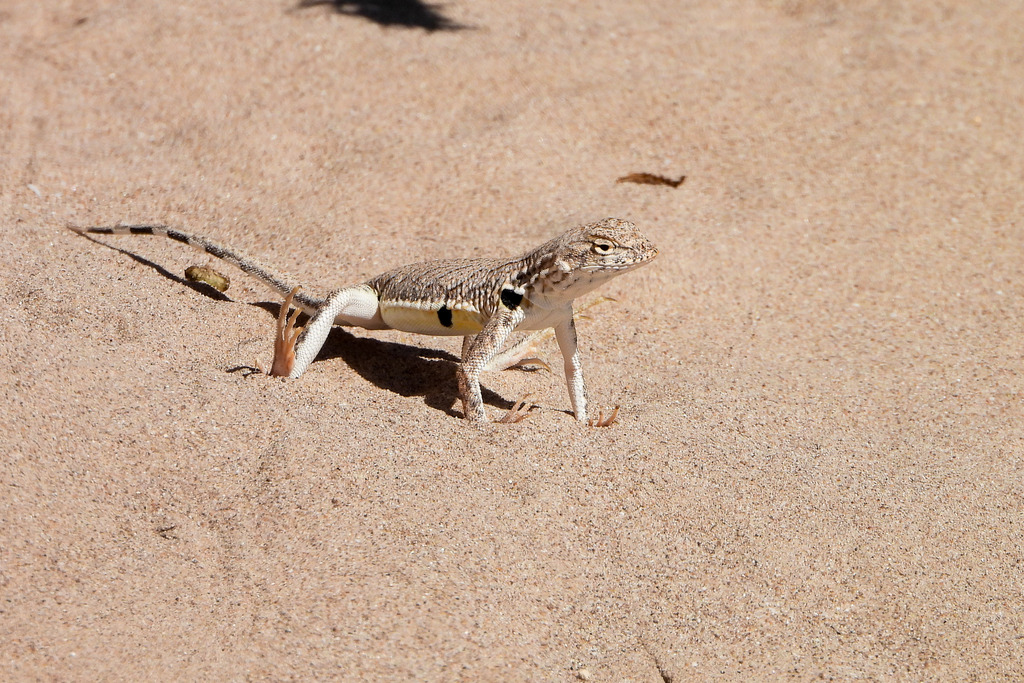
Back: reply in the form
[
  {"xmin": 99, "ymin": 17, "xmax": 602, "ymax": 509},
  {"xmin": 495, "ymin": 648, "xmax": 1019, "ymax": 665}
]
[{"xmin": 294, "ymin": 0, "xmax": 468, "ymax": 31}]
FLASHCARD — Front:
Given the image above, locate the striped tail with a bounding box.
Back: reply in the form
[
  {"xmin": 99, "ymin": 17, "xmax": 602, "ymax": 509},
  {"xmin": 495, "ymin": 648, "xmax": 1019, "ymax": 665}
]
[{"xmin": 69, "ymin": 224, "xmax": 323, "ymax": 312}]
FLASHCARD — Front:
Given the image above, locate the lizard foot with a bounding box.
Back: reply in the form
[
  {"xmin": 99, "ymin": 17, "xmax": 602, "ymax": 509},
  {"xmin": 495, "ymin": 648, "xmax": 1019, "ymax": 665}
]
[
  {"xmin": 504, "ymin": 356, "xmax": 551, "ymax": 373},
  {"xmin": 496, "ymin": 394, "xmax": 535, "ymax": 424},
  {"xmin": 587, "ymin": 406, "xmax": 619, "ymax": 428},
  {"xmin": 270, "ymin": 286, "xmax": 303, "ymax": 377}
]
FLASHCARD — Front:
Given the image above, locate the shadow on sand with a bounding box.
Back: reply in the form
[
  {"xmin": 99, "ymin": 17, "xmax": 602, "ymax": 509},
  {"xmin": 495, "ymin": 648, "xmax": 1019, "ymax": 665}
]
[{"xmin": 293, "ymin": 0, "xmax": 467, "ymax": 31}]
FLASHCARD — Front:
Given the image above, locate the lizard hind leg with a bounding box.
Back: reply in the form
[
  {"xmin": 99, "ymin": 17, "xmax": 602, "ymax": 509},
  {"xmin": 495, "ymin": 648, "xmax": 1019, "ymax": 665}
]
[{"xmin": 270, "ymin": 286, "xmax": 304, "ymax": 377}]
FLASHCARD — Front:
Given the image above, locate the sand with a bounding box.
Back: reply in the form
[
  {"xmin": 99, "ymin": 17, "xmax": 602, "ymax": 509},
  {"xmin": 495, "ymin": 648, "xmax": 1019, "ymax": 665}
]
[{"xmin": 2, "ymin": 0, "xmax": 1022, "ymax": 679}]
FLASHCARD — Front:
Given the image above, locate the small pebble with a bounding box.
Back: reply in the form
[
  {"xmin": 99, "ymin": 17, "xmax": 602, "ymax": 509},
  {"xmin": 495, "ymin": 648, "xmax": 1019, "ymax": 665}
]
[{"xmin": 185, "ymin": 265, "xmax": 230, "ymax": 292}]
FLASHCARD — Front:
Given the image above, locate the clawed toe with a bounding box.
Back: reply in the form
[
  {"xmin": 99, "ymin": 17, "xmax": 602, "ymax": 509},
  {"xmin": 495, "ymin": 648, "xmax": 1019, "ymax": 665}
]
[
  {"xmin": 587, "ymin": 405, "xmax": 619, "ymax": 428},
  {"xmin": 270, "ymin": 286, "xmax": 303, "ymax": 377},
  {"xmin": 496, "ymin": 394, "xmax": 535, "ymax": 423},
  {"xmin": 505, "ymin": 357, "xmax": 551, "ymax": 373}
]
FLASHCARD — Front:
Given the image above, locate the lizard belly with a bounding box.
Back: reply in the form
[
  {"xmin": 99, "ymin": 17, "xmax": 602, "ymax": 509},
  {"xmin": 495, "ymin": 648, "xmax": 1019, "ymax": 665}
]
[
  {"xmin": 516, "ymin": 304, "xmax": 571, "ymax": 331},
  {"xmin": 379, "ymin": 300, "xmax": 486, "ymax": 336}
]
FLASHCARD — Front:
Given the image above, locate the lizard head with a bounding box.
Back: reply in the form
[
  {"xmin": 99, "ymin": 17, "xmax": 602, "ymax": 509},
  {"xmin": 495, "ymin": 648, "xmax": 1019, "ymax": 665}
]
[
  {"xmin": 574, "ymin": 218, "xmax": 659, "ymax": 274},
  {"xmin": 521, "ymin": 218, "xmax": 659, "ymax": 300}
]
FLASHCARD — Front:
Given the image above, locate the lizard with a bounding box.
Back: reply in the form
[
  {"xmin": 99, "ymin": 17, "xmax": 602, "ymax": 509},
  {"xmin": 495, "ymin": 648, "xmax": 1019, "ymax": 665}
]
[{"xmin": 69, "ymin": 218, "xmax": 659, "ymax": 424}]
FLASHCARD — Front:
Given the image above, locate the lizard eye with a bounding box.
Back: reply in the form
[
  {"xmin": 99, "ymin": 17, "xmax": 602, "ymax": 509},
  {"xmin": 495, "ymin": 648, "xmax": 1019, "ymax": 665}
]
[{"xmin": 592, "ymin": 239, "xmax": 614, "ymax": 254}]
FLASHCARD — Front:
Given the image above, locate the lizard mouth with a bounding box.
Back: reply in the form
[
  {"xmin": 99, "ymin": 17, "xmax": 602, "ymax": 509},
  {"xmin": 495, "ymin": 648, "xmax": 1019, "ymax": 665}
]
[{"xmin": 582, "ymin": 255, "xmax": 656, "ymax": 272}]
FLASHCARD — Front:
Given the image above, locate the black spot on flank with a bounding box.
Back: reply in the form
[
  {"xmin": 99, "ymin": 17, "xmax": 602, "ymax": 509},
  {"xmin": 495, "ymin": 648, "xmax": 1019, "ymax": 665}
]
[
  {"xmin": 167, "ymin": 230, "xmax": 190, "ymax": 244},
  {"xmin": 437, "ymin": 305, "xmax": 453, "ymax": 327},
  {"xmin": 500, "ymin": 288, "xmax": 523, "ymax": 310},
  {"xmin": 129, "ymin": 226, "xmax": 155, "ymax": 235}
]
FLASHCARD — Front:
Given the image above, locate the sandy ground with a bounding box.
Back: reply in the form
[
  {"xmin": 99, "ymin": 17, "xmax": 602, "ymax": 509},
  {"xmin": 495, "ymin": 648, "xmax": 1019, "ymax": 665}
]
[{"xmin": 2, "ymin": 0, "xmax": 1023, "ymax": 679}]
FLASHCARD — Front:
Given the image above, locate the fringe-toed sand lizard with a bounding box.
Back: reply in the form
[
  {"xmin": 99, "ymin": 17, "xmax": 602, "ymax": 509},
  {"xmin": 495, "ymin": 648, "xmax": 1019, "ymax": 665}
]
[{"xmin": 71, "ymin": 218, "xmax": 658, "ymax": 424}]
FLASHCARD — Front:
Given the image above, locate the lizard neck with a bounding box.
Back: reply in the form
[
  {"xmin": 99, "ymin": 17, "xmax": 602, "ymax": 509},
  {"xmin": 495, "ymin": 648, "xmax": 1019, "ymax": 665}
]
[{"xmin": 499, "ymin": 247, "xmax": 582, "ymax": 310}]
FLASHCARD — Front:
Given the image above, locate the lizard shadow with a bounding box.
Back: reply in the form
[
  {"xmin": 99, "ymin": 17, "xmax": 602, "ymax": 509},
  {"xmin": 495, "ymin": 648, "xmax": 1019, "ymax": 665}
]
[
  {"xmin": 252, "ymin": 302, "xmax": 525, "ymax": 418},
  {"xmin": 71, "ymin": 232, "xmax": 234, "ymax": 301}
]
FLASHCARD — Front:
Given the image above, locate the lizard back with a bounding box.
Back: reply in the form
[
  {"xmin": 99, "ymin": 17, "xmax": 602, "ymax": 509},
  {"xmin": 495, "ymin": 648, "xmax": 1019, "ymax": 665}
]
[{"xmin": 367, "ymin": 257, "xmax": 516, "ymax": 335}]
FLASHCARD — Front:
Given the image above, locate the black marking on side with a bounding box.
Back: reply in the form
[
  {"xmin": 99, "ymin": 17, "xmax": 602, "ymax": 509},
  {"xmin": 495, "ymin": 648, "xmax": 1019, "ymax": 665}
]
[
  {"xmin": 129, "ymin": 226, "xmax": 156, "ymax": 235},
  {"xmin": 437, "ymin": 305, "xmax": 453, "ymax": 327},
  {"xmin": 166, "ymin": 230, "xmax": 190, "ymax": 244},
  {"xmin": 500, "ymin": 288, "xmax": 523, "ymax": 310}
]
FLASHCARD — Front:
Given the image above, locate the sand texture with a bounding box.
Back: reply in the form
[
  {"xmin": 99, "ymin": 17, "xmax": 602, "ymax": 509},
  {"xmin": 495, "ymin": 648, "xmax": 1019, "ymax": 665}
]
[{"xmin": 2, "ymin": 1, "xmax": 1023, "ymax": 679}]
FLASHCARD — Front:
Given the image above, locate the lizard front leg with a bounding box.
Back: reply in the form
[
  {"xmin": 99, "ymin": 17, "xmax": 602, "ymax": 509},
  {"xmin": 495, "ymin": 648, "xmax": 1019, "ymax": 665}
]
[
  {"xmin": 458, "ymin": 306, "xmax": 526, "ymax": 422},
  {"xmin": 554, "ymin": 314, "xmax": 589, "ymax": 423},
  {"xmin": 554, "ymin": 314, "xmax": 619, "ymax": 426}
]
